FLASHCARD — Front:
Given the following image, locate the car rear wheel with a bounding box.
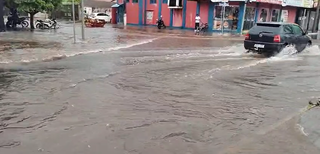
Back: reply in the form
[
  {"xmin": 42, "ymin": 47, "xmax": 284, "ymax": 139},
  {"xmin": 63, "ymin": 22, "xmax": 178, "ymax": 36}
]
[
  {"xmin": 278, "ymin": 43, "xmax": 289, "ymax": 53},
  {"xmin": 307, "ymin": 41, "xmax": 312, "ymax": 47}
]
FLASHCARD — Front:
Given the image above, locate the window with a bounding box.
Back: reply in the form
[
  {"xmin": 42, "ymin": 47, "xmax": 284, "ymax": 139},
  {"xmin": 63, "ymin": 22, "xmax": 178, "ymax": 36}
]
[
  {"xmin": 250, "ymin": 24, "xmax": 281, "ymax": 34},
  {"xmin": 292, "ymin": 25, "xmax": 303, "ymax": 35},
  {"xmin": 283, "ymin": 25, "xmax": 293, "ymax": 34},
  {"xmin": 168, "ymin": 0, "xmax": 182, "ymax": 7},
  {"xmin": 163, "ymin": 0, "xmax": 168, "ymax": 3},
  {"xmin": 213, "ymin": 5, "xmax": 239, "ymax": 30},
  {"xmin": 259, "ymin": 9, "xmax": 268, "ymax": 22},
  {"xmin": 150, "ymin": 0, "xmax": 157, "ymax": 4},
  {"xmin": 271, "ymin": 9, "xmax": 280, "ymax": 22},
  {"xmin": 97, "ymin": 13, "xmax": 108, "ymax": 16},
  {"xmin": 133, "ymin": 0, "xmax": 138, "ymax": 3},
  {"xmin": 126, "ymin": 0, "xmax": 130, "ymax": 2}
]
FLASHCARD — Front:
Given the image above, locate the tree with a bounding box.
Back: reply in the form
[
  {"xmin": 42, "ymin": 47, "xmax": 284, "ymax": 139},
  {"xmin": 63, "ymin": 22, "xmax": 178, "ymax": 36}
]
[
  {"xmin": 14, "ymin": 0, "xmax": 62, "ymax": 29},
  {"xmin": 0, "ymin": 0, "xmax": 5, "ymax": 32}
]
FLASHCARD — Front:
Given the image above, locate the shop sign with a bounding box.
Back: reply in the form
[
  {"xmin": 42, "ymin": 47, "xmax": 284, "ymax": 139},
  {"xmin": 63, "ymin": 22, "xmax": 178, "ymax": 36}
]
[
  {"xmin": 285, "ymin": 0, "xmax": 313, "ymax": 7},
  {"xmin": 256, "ymin": 0, "xmax": 282, "ymax": 5},
  {"xmin": 281, "ymin": 10, "xmax": 288, "ymax": 22},
  {"xmin": 282, "ymin": 0, "xmax": 314, "ymax": 7},
  {"xmin": 285, "ymin": 0, "xmax": 301, "ymax": 7},
  {"xmin": 302, "ymin": 0, "xmax": 313, "ymax": 8},
  {"xmin": 219, "ymin": 2, "xmax": 229, "ymax": 6}
]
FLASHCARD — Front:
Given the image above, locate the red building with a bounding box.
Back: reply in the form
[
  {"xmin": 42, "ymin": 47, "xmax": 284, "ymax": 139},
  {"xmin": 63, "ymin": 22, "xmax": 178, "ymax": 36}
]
[{"xmin": 117, "ymin": 0, "xmax": 314, "ymax": 33}]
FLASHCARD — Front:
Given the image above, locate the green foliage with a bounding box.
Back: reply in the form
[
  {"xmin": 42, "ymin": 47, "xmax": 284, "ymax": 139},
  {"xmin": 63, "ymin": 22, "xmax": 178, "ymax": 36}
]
[
  {"xmin": 66, "ymin": 0, "xmax": 80, "ymax": 3},
  {"xmin": 6, "ymin": 0, "xmax": 63, "ymax": 14}
]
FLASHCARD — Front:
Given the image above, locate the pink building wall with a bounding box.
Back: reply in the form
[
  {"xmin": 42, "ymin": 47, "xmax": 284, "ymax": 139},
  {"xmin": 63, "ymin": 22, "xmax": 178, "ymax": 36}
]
[
  {"xmin": 124, "ymin": 0, "xmax": 298, "ymax": 28},
  {"xmin": 173, "ymin": 10, "xmax": 183, "ymax": 27},
  {"xmin": 161, "ymin": 3, "xmax": 171, "ymax": 26},
  {"xmin": 286, "ymin": 7, "xmax": 297, "ymax": 23},
  {"xmin": 185, "ymin": 1, "xmax": 197, "ymax": 28},
  {"xmin": 199, "ymin": 2, "xmax": 209, "ymax": 24},
  {"xmin": 126, "ymin": 3, "xmax": 139, "ymax": 24}
]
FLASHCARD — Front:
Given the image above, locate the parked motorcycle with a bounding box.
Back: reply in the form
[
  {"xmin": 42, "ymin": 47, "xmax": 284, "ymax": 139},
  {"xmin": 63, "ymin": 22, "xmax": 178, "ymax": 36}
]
[
  {"xmin": 35, "ymin": 19, "xmax": 58, "ymax": 29},
  {"xmin": 195, "ymin": 23, "xmax": 208, "ymax": 35},
  {"xmin": 156, "ymin": 18, "xmax": 166, "ymax": 29},
  {"xmin": 6, "ymin": 16, "xmax": 29, "ymax": 28}
]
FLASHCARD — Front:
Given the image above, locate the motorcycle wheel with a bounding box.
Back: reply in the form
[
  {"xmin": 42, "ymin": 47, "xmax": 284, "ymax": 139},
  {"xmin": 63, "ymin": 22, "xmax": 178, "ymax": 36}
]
[
  {"xmin": 38, "ymin": 24, "xmax": 44, "ymax": 29},
  {"xmin": 36, "ymin": 23, "xmax": 41, "ymax": 29},
  {"xmin": 21, "ymin": 21, "xmax": 29, "ymax": 28},
  {"xmin": 6, "ymin": 22, "xmax": 11, "ymax": 28},
  {"xmin": 158, "ymin": 25, "xmax": 161, "ymax": 29}
]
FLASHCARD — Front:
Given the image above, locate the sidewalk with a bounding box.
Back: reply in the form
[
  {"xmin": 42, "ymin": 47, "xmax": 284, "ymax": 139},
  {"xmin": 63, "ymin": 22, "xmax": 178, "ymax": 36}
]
[
  {"xmin": 111, "ymin": 25, "xmax": 320, "ymax": 42},
  {"xmin": 112, "ymin": 24, "xmax": 245, "ymax": 40}
]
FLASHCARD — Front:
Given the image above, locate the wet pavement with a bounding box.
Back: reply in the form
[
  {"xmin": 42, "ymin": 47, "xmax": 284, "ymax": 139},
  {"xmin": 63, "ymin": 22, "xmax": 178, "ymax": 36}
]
[{"xmin": 1, "ymin": 23, "xmax": 320, "ymax": 154}]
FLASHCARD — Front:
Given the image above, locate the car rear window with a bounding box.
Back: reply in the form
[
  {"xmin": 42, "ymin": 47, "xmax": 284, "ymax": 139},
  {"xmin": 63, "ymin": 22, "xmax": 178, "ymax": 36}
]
[{"xmin": 249, "ymin": 23, "xmax": 281, "ymax": 34}]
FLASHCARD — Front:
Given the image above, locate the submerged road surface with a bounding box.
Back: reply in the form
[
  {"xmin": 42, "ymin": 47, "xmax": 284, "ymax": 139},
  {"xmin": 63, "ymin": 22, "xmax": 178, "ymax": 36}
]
[{"xmin": 1, "ymin": 25, "xmax": 320, "ymax": 154}]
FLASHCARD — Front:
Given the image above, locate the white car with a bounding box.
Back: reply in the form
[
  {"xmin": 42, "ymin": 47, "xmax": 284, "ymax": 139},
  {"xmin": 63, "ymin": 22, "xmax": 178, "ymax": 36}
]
[{"xmin": 90, "ymin": 13, "xmax": 111, "ymax": 23}]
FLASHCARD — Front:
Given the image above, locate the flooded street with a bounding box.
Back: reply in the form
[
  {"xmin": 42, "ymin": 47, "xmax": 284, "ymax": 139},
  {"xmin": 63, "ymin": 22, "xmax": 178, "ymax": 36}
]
[{"xmin": 1, "ymin": 24, "xmax": 320, "ymax": 154}]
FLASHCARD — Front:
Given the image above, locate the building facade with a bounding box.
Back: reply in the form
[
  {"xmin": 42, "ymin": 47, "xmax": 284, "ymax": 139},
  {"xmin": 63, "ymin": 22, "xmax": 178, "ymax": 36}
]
[{"xmin": 119, "ymin": 0, "xmax": 314, "ymax": 33}]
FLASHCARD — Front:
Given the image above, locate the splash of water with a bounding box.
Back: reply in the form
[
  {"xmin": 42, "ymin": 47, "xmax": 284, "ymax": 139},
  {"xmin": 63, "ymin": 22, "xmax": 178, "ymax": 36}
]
[
  {"xmin": 299, "ymin": 45, "xmax": 320, "ymax": 56},
  {"xmin": 269, "ymin": 45, "xmax": 300, "ymax": 61}
]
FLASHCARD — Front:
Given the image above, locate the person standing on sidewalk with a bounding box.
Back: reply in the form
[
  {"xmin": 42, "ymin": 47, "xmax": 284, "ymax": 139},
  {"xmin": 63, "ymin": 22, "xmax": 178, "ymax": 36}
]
[{"xmin": 195, "ymin": 14, "xmax": 201, "ymax": 32}]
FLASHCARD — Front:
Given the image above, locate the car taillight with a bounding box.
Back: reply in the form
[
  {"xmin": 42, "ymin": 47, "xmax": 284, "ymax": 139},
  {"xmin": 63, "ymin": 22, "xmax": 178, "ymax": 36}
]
[
  {"xmin": 245, "ymin": 33, "xmax": 250, "ymax": 40},
  {"xmin": 274, "ymin": 35, "xmax": 281, "ymax": 43}
]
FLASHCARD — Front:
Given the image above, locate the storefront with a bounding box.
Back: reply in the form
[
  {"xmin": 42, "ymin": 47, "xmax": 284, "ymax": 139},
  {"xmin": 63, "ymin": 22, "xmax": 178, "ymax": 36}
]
[
  {"xmin": 124, "ymin": 0, "xmax": 315, "ymax": 33},
  {"xmin": 295, "ymin": 0, "xmax": 315, "ymax": 31},
  {"xmin": 213, "ymin": 2, "xmax": 240, "ymax": 31},
  {"xmin": 210, "ymin": 0, "xmax": 287, "ymax": 32}
]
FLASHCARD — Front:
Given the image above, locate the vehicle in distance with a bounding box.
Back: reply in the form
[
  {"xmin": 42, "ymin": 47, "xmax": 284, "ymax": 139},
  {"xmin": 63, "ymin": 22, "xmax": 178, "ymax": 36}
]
[
  {"xmin": 90, "ymin": 13, "xmax": 111, "ymax": 23},
  {"xmin": 244, "ymin": 22, "xmax": 312, "ymax": 56}
]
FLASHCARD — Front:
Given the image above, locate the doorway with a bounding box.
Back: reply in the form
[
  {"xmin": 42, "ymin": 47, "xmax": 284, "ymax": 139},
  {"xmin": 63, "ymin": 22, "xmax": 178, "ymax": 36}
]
[{"xmin": 243, "ymin": 7, "xmax": 255, "ymax": 30}]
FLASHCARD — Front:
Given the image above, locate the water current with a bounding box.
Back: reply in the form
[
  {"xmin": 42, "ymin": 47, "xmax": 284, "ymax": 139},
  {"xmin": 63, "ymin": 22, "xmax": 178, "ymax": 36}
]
[{"xmin": 1, "ymin": 29, "xmax": 320, "ymax": 154}]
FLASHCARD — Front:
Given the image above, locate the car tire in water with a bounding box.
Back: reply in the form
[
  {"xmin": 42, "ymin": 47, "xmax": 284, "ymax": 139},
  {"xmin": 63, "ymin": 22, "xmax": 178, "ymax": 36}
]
[
  {"xmin": 278, "ymin": 43, "xmax": 289, "ymax": 53},
  {"xmin": 262, "ymin": 51, "xmax": 275, "ymax": 57},
  {"xmin": 307, "ymin": 41, "xmax": 312, "ymax": 47}
]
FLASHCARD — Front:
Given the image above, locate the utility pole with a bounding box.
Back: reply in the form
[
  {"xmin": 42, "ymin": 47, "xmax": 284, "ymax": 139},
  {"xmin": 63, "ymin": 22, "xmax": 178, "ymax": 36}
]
[
  {"xmin": 313, "ymin": 0, "xmax": 320, "ymax": 32},
  {"xmin": 81, "ymin": 0, "xmax": 85, "ymax": 40},
  {"xmin": 240, "ymin": 1, "xmax": 247, "ymax": 35},
  {"xmin": 72, "ymin": 0, "xmax": 76, "ymax": 43}
]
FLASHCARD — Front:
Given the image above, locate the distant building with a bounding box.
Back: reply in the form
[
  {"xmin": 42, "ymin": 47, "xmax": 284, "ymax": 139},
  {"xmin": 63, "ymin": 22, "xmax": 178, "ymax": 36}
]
[{"xmin": 84, "ymin": 0, "xmax": 115, "ymax": 15}]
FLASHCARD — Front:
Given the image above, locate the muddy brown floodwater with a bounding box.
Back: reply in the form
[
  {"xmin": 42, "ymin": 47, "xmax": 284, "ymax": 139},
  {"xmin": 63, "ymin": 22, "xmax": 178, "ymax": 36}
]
[{"xmin": 1, "ymin": 24, "xmax": 320, "ymax": 154}]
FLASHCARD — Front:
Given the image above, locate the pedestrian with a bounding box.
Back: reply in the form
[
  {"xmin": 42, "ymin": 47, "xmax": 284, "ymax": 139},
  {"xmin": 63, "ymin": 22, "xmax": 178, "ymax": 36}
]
[{"xmin": 195, "ymin": 14, "xmax": 201, "ymax": 32}]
